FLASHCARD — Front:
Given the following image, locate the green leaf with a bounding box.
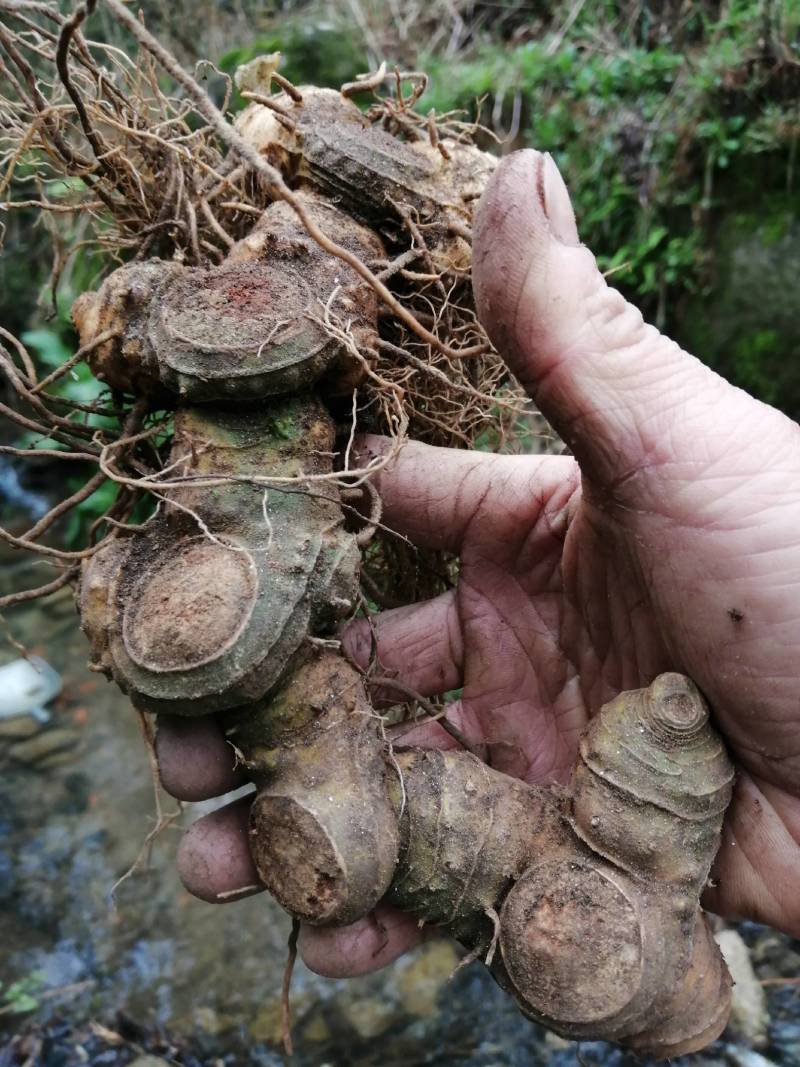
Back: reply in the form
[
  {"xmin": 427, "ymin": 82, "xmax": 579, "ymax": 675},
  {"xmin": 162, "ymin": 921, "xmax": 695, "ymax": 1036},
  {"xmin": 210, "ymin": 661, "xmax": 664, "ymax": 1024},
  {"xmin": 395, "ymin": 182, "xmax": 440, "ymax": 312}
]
[{"xmin": 21, "ymin": 328, "xmax": 71, "ymax": 369}]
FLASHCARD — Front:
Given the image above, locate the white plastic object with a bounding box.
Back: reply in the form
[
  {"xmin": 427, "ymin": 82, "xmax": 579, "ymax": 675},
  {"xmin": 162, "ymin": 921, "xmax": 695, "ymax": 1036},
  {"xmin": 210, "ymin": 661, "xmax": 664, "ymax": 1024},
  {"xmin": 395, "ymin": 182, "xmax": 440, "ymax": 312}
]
[{"xmin": 0, "ymin": 656, "xmax": 62, "ymax": 722}]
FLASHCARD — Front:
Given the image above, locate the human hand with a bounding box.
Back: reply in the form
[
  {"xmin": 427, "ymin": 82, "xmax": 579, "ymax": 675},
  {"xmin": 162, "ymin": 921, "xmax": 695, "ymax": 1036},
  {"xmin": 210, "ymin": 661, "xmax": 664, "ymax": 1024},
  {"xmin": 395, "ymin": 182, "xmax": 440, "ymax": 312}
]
[{"xmin": 156, "ymin": 149, "xmax": 800, "ymax": 977}]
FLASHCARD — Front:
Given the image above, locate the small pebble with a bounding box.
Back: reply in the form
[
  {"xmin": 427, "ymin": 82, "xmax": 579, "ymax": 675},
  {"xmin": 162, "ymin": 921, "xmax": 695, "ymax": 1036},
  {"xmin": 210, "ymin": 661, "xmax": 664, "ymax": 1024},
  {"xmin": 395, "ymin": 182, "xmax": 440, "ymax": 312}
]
[
  {"xmin": 0, "ymin": 714, "xmax": 42, "ymax": 741},
  {"xmin": 716, "ymin": 929, "xmax": 770, "ymax": 1048},
  {"xmin": 724, "ymin": 1043, "xmax": 780, "ymax": 1067},
  {"xmin": 8, "ymin": 726, "xmax": 80, "ymax": 766}
]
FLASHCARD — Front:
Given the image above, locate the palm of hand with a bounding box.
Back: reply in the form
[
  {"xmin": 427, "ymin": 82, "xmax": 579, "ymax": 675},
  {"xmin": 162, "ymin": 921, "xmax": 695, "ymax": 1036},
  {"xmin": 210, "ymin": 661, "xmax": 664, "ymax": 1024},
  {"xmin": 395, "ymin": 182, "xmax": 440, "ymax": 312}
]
[{"xmin": 351, "ymin": 413, "xmax": 800, "ymax": 943}]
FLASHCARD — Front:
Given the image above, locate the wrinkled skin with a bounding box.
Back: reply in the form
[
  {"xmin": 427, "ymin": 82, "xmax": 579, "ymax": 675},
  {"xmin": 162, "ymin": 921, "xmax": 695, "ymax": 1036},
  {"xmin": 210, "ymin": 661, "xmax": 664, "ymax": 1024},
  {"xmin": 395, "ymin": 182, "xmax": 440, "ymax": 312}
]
[{"xmin": 157, "ymin": 149, "xmax": 800, "ymax": 978}]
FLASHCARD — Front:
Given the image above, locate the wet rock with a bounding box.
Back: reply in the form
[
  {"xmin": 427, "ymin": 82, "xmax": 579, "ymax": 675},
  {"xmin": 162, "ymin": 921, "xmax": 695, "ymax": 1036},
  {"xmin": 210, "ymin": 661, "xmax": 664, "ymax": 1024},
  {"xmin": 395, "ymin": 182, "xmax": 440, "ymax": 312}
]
[
  {"xmin": 299, "ymin": 1011, "xmax": 331, "ymax": 1044},
  {"xmin": 725, "ymin": 1045, "xmax": 780, "ymax": 1067},
  {"xmin": 546, "ymin": 1038, "xmax": 628, "ymax": 1067},
  {"xmin": 716, "ymin": 929, "xmax": 769, "ymax": 1048},
  {"xmin": 544, "ymin": 1030, "xmax": 572, "ymax": 1050},
  {"xmin": 250, "ymin": 991, "xmax": 311, "ymax": 1045},
  {"xmin": 193, "ymin": 1005, "xmax": 235, "ymax": 1035},
  {"xmin": 340, "ymin": 994, "xmax": 397, "ymax": 1039},
  {"xmin": 396, "ymin": 940, "xmax": 460, "ymax": 1018},
  {"xmin": 34, "ymin": 748, "xmax": 79, "ymax": 770},
  {"xmin": 0, "ymin": 713, "xmax": 41, "ymax": 740},
  {"xmin": 0, "ymin": 654, "xmax": 62, "ymax": 716},
  {"xmin": 249, "ymin": 999, "xmax": 283, "ymax": 1044},
  {"xmin": 8, "ymin": 726, "xmax": 80, "ymax": 767},
  {"xmin": 769, "ymin": 1019, "xmax": 800, "ymax": 1065}
]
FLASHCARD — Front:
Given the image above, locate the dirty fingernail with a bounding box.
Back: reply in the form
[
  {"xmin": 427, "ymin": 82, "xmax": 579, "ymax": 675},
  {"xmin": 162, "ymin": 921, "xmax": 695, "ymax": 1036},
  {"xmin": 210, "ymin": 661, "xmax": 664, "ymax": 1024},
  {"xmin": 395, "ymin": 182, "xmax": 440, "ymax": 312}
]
[
  {"xmin": 340, "ymin": 617, "xmax": 372, "ymax": 668},
  {"xmin": 542, "ymin": 153, "xmax": 580, "ymax": 247}
]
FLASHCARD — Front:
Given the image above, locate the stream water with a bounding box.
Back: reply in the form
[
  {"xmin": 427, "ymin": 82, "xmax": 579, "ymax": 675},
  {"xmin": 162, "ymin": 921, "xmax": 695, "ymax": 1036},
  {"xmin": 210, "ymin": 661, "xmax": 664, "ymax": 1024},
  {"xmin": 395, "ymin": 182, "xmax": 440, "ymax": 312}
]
[
  {"xmin": 0, "ymin": 460, "xmax": 50, "ymax": 522},
  {"xmin": 1, "ymin": 549, "xmax": 799, "ymax": 1067}
]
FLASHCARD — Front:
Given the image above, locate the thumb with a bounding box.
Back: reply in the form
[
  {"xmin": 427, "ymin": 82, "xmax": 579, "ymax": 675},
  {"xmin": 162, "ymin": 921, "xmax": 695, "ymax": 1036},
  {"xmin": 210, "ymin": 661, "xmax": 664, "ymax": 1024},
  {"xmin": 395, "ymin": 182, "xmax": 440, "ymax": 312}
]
[{"xmin": 472, "ymin": 150, "xmax": 743, "ymax": 498}]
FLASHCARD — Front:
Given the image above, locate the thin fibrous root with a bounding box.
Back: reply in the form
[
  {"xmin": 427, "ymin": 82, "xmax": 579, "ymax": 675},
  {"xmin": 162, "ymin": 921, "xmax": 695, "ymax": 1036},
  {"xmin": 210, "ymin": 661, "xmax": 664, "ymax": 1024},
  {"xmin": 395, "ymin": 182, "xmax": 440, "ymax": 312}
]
[
  {"xmin": 109, "ymin": 707, "xmax": 183, "ymax": 905},
  {"xmin": 281, "ymin": 918, "xmax": 301, "ymax": 1056}
]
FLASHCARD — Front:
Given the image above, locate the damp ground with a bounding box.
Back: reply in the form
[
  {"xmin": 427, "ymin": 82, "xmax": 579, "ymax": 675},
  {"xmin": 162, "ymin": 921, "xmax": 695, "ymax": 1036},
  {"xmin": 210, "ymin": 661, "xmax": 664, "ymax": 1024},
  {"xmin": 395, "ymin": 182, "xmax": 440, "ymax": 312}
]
[{"xmin": 1, "ymin": 549, "xmax": 799, "ymax": 1067}]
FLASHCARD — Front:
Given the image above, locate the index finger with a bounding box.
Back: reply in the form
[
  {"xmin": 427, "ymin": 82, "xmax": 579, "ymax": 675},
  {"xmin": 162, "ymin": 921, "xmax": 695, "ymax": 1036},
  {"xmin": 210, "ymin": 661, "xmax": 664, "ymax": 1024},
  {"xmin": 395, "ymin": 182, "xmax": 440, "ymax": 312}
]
[
  {"xmin": 354, "ymin": 434, "xmax": 575, "ymax": 552},
  {"xmin": 156, "ymin": 713, "xmax": 246, "ymax": 801}
]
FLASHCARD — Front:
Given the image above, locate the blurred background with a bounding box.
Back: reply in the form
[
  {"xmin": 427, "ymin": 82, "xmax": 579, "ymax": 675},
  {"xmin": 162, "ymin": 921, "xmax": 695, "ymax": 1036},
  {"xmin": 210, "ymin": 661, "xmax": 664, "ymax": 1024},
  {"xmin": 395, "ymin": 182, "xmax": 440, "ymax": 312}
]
[{"xmin": 1, "ymin": 2, "xmax": 799, "ymax": 1065}]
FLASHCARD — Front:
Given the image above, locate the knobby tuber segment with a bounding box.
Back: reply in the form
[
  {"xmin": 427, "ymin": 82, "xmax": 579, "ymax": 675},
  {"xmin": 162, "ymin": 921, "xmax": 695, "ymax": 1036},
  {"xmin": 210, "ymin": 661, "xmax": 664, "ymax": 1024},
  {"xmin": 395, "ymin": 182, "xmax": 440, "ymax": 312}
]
[
  {"xmin": 241, "ymin": 663, "xmax": 734, "ymax": 1058},
  {"xmin": 0, "ymin": 9, "xmax": 735, "ymax": 1058}
]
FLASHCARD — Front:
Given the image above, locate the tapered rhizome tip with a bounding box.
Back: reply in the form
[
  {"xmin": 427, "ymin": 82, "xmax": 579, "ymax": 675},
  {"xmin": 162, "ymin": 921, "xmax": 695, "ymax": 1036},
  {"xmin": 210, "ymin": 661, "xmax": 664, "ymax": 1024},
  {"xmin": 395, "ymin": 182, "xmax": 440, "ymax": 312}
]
[{"xmin": 643, "ymin": 673, "xmax": 709, "ymax": 744}]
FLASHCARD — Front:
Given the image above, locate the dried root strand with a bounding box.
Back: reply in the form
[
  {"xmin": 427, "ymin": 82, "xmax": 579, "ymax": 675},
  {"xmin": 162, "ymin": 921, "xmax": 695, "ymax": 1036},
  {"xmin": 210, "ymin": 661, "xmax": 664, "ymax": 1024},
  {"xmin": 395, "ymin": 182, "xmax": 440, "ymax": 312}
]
[
  {"xmin": 109, "ymin": 706, "xmax": 182, "ymax": 902},
  {"xmin": 369, "ymin": 674, "xmax": 479, "ymax": 757},
  {"xmin": 281, "ymin": 919, "xmax": 300, "ymax": 1056},
  {"xmin": 0, "ymin": 0, "xmax": 255, "ymax": 265},
  {"xmin": 0, "ymin": 564, "xmax": 79, "ymax": 610}
]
